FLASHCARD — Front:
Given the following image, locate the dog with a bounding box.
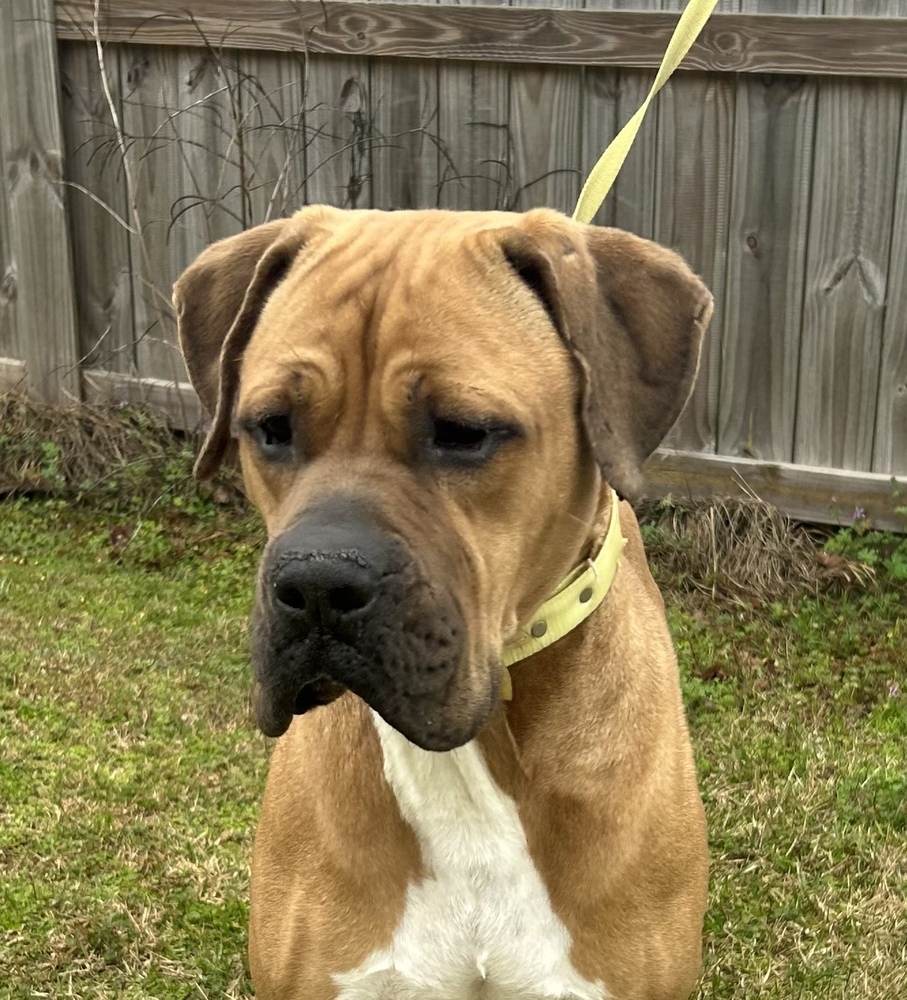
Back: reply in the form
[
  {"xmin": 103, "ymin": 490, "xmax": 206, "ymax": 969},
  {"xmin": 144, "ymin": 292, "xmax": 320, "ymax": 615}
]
[{"xmin": 173, "ymin": 206, "xmax": 712, "ymax": 1000}]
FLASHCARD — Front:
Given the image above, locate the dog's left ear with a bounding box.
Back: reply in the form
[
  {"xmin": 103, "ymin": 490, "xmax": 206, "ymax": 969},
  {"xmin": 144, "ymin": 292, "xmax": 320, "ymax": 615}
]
[
  {"xmin": 172, "ymin": 219, "xmax": 303, "ymax": 478},
  {"xmin": 500, "ymin": 213, "xmax": 713, "ymax": 497},
  {"xmin": 173, "ymin": 207, "xmax": 341, "ymax": 479}
]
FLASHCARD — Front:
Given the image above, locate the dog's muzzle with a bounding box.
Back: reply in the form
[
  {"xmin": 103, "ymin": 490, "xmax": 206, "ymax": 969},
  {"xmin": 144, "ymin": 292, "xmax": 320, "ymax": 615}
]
[{"xmin": 250, "ymin": 497, "xmax": 481, "ymax": 751}]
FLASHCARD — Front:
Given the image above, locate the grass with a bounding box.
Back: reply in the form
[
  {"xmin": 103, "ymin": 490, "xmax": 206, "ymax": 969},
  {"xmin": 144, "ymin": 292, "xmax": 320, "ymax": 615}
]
[
  {"xmin": 1, "ymin": 493, "xmax": 905, "ymax": 1000},
  {"xmin": 0, "ymin": 499, "xmax": 265, "ymax": 999}
]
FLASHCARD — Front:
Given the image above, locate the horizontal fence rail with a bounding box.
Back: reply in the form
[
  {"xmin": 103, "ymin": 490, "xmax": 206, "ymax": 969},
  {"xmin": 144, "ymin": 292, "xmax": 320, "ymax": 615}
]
[{"xmin": 56, "ymin": 3, "xmax": 907, "ymax": 78}]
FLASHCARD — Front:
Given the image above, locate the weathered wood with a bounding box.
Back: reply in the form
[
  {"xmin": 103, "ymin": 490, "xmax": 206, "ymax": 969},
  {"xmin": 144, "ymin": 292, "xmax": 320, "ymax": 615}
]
[
  {"xmin": 718, "ymin": 0, "xmax": 820, "ymax": 464},
  {"xmin": 306, "ymin": 55, "xmax": 372, "ymax": 209},
  {"xmin": 0, "ymin": 357, "xmax": 27, "ymax": 394},
  {"xmin": 795, "ymin": 74, "xmax": 901, "ymax": 470},
  {"xmin": 0, "ymin": 0, "xmax": 80, "ymax": 402},
  {"xmin": 643, "ymin": 449, "xmax": 907, "ymax": 533},
  {"xmin": 59, "ymin": 41, "xmax": 136, "ymax": 373},
  {"xmin": 0, "ymin": 122, "xmax": 17, "ymax": 361},
  {"xmin": 24, "ymin": 0, "xmax": 907, "ymax": 522},
  {"xmin": 578, "ymin": 15, "xmax": 618, "ymax": 228},
  {"xmin": 596, "ymin": 0, "xmax": 662, "ymax": 237},
  {"xmin": 55, "ymin": 2, "xmax": 907, "ymax": 78},
  {"xmin": 369, "ymin": 0, "xmax": 440, "ymax": 210},
  {"xmin": 578, "ymin": 1, "xmax": 658, "ymax": 232},
  {"xmin": 507, "ymin": 0, "xmax": 582, "ymax": 214},
  {"xmin": 875, "ymin": 96, "xmax": 907, "ymax": 476},
  {"xmin": 119, "ymin": 44, "xmax": 245, "ymax": 385},
  {"xmin": 436, "ymin": 0, "xmax": 510, "ymax": 211},
  {"xmin": 81, "ymin": 367, "xmax": 203, "ymax": 428},
  {"xmin": 656, "ymin": 3, "xmax": 737, "ymax": 454},
  {"xmin": 508, "ymin": 63, "xmax": 582, "ymax": 212},
  {"xmin": 853, "ymin": 0, "xmax": 907, "ymax": 476},
  {"xmin": 238, "ymin": 50, "xmax": 308, "ymax": 223},
  {"xmin": 653, "ymin": 64, "xmax": 733, "ymax": 453}
]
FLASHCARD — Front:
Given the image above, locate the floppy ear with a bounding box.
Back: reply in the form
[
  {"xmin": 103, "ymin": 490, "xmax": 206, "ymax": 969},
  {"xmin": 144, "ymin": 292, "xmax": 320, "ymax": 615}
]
[
  {"xmin": 501, "ymin": 212, "xmax": 713, "ymax": 497},
  {"xmin": 173, "ymin": 217, "xmax": 308, "ymax": 479}
]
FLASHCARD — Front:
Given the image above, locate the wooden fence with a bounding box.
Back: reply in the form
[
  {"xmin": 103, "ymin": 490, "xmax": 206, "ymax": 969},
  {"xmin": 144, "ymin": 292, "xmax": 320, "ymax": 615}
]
[{"xmin": 1, "ymin": 0, "xmax": 906, "ymax": 528}]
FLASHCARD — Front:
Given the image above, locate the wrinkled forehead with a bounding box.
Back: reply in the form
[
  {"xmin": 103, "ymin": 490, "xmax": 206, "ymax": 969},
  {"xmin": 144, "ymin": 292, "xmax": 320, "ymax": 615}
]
[{"xmin": 239, "ymin": 212, "xmax": 574, "ymax": 406}]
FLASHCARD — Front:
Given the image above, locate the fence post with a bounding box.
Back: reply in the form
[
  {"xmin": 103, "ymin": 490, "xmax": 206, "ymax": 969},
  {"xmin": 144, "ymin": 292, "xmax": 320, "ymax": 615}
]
[{"xmin": 0, "ymin": 0, "xmax": 80, "ymax": 403}]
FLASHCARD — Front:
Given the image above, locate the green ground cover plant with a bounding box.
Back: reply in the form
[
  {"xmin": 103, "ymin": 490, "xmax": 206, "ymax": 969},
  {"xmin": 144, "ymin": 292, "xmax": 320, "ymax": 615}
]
[{"xmin": 1, "ymin": 405, "xmax": 904, "ymax": 999}]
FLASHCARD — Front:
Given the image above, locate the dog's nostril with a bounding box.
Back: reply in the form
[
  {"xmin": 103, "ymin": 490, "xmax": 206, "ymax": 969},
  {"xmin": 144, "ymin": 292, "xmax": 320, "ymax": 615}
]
[
  {"xmin": 274, "ymin": 581, "xmax": 308, "ymax": 612},
  {"xmin": 328, "ymin": 584, "xmax": 372, "ymax": 614},
  {"xmin": 272, "ymin": 574, "xmax": 375, "ymax": 620}
]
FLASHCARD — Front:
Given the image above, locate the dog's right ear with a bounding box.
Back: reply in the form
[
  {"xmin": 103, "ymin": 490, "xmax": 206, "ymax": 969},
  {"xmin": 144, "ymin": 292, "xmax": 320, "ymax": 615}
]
[
  {"xmin": 174, "ymin": 218, "xmax": 308, "ymax": 479},
  {"xmin": 497, "ymin": 213, "xmax": 712, "ymax": 498}
]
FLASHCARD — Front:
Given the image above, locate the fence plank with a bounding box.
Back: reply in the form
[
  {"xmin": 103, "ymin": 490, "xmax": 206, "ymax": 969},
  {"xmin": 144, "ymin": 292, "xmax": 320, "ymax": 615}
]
[
  {"xmin": 369, "ymin": 56, "xmax": 439, "ymax": 208},
  {"xmin": 508, "ymin": 63, "xmax": 583, "ymax": 213},
  {"xmin": 579, "ymin": 1, "xmax": 677, "ymax": 239},
  {"xmin": 306, "ymin": 55, "xmax": 372, "ymax": 209},
  {"xmin": 369, "ymin": 54, "xmax": 439, "ymax": 208},
  {"xmin": 239, "ymin": 50, "xmax": 308, "ymax": 223},
  {"xmin": 59, "ymin": 41, "xmax": 136, "ymax": 373},
  {"xmin": 55, "ymin": 2, "xmax": 907, "ymax": 78},
  {"xmin": 369, "ymin": 0, "xmax": 439, "ymax": 210},
  {"xmin": 718, "ymin": 0, "xmax": 819, "ymax": 464},
  {"xmin": 0, "ymin": 0, "xmax": 80, "ymax": 402},
  {"xmin": 864, "ymin": 0, "xmax": 907, "ymax": 476},
  {"xmin": 795, "ymin": 73, "xmax": 901, "ymax": 470},
  {"xmin": 509, "ymin": 0, "xmax": 583, "ymax": 214},
  {"xmin": 119, "ymin": 45, "xmax": 245, "ymax": 389},
  {"xmin": 0, "ymin": 114, "xmax": 18, "ymax": 362},
  {"xmin": 437, "ymin": 56, "xmax": 511, "ymax": 211},
  {"xmin": 653, "ymin": 73, "xmax": 735, "ymax": 455},
  {"xmin": 577, "ymin": 0, "xmax": 622, "ymax": 229},
  {"xmin": 875, "ymin": 93, "xmax": 907, "ymax": 476},
  {"xmin": 578, "ymin": 71, "xmax": 618, "ymax": 226},
  {"xmin": 657, "ymin": 1, "xmax": 738, "ymax": 455},
  {"xmin": 436, "ymin": 0, "xmax": 510, "ymax": 211}
]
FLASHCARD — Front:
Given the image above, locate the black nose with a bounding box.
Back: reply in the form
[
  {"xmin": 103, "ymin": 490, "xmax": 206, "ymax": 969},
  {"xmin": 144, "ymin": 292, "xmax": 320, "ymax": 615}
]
[
  {"xmin": 272, "ymin": 553, "xmax": 378, "ymax": 627},
  {"xmin": 266, "ymin": 496, "xmax": 396, "ymax": 634}
]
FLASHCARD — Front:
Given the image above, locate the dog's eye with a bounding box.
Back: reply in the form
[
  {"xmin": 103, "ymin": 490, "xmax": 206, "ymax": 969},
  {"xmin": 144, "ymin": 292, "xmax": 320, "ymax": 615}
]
[
  {"xmin": 432, "ymin": 418, "xmax": 488, "ymax": 453},
  {"xmin": 428, "ymin": 415, "xmax": 519, "ymax": 466},
  {"xmin": 253, "ymin": 414, "xmax": 294, "ymax": 457}
]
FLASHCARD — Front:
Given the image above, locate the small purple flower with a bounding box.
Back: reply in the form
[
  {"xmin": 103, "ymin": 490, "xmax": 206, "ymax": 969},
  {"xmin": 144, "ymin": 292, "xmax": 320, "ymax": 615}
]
[
  {"xmin": 852, "ymin": 506, "xmax": 866, "ymax": 523},
  {"xmin": 888, "ymin": 681, "xmax": 901, "ymax": 698}
]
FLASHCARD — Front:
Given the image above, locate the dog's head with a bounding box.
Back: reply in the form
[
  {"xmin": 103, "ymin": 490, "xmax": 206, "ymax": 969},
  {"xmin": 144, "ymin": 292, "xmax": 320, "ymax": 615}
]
[{"xmin": 174, "ymin": 207, "xmax": 711, "ymax": 751}]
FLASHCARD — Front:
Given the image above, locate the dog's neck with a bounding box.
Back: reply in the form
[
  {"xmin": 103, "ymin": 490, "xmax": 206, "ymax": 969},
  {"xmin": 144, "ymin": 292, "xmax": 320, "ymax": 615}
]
[
  {"xmin": 482, "ymin": 497, "xmax": 659, "ymax": 796},
  {"xmin": 500, "ymin": 486, "xmax": 625, "ymax": 696}
]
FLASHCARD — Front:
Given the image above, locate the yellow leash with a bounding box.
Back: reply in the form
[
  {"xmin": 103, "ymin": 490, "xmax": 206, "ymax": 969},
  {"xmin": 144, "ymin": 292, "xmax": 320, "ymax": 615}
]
[
  {"xmin": 572, "ymin": 0, "xmax": 720, "ymax": 225},
  {"xmin": 498, "ymin": 1, "xmax": 718, "ymax": 695}
]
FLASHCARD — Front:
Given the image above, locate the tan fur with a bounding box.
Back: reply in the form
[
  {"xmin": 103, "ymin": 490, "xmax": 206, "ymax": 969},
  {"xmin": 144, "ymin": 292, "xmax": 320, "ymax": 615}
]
[{"xmin": 173, "ymin": 207, "xmax": 711, "ymax": 999}]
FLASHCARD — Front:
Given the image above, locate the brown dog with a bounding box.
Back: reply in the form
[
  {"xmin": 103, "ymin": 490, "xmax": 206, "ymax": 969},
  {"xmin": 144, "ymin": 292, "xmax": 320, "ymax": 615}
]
[{"xmin": 174, "ymin": 207, "xmax": 711, "ymax": 1000}]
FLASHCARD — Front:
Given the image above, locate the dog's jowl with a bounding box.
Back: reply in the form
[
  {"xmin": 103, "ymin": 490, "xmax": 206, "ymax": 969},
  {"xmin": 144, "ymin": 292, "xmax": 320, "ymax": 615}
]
[{"xmin": 174, "ymin": 207, "xmax": 712, "ymax": 1000}]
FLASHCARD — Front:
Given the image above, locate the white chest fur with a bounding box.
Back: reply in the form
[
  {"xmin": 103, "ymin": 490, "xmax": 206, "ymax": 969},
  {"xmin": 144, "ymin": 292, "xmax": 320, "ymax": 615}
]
[{"xmin": 333, "ymin": 715, "xmax": 607, "ymax": 1000}]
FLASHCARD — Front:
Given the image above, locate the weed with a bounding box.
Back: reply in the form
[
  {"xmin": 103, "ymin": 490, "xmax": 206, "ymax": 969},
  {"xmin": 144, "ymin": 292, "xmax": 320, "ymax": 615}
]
[{"xmin": 824, "ymin": 521, "xmax": 907, "ymax": 584}]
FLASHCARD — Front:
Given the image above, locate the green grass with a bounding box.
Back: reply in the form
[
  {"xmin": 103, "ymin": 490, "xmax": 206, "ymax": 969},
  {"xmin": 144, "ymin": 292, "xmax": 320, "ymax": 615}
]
[
  {"xmin": 1, "ymin": 497, "xmax": 905, "ymax": 999},
  {"xmin": 0, "ymin": 500, "xmax": 266, "ymax": 999}
]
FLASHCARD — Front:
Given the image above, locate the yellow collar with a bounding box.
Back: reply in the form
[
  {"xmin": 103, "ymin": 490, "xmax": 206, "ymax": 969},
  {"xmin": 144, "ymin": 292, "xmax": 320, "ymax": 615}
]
[{"xmin": 500, "ymin": 489, "xmax": 626, "ymax": 699}]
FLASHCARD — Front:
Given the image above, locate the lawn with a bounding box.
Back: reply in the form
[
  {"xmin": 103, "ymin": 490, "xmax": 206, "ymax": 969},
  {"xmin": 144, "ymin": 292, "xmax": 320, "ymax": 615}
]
[{"xmin": 1, "ymin": 495, "xmax": 904, "ymax": 1000}]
